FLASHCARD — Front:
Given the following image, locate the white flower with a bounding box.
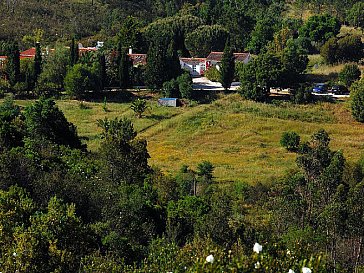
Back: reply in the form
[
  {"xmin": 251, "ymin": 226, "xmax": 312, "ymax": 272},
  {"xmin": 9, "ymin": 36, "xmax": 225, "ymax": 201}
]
[
  {"xmin": 289, "ymin": 269, "xmax": 295, "ymax": 273},
  {"xmin": 302, "ymin": 267, "xmax": 312, "ymax": 273},
  {"xmin": 12, "ymin": 252, "xmax": 17, "ymax": 257},
  {"xmin": 206, "ymin": 254, "xmax": 214, "ymax": 263},
  {"xmin": 253, "ymin": 242, "xmax": 263, "ymax": 253},
  {"xmin": 255, "ymin": 261, "xmax": 260, "ymax": 269}
]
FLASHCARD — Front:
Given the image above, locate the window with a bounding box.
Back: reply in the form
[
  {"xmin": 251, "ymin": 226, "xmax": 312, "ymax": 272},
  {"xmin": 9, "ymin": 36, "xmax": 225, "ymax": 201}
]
[
  {"xmin": 192, "ymin": 65, "xmax": 197, "ymax": 72},
  {"xmin": 201, "ymin": 64, "xmax": 206, "ymax": 71}
]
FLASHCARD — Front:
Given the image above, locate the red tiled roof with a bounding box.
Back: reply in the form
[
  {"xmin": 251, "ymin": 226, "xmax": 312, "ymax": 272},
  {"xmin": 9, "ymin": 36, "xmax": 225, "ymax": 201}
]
[
  {"xmin": 129, "ymin": 54, "xmax": 147, "ymax": 66},
  {"xmin": 206, "ymin": 52, "xmax": 250, "ymax": 62},
  {"xmin": 20, "ymin": 48, "xmax": 36, "ymax": 58},
  {"xmin": 180, "ymin": 58, "xmax": 206, "ymax": 65},
  {"xmin": 79, "ymin": 47, "xmax": 97, "ymax": 52}
]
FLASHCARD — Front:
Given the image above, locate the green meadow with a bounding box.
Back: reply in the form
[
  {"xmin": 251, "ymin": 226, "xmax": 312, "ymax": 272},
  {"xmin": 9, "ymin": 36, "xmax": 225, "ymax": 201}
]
[{"xmin": 15, "ymin": 94, "xmax": 364, "ymax": 184}]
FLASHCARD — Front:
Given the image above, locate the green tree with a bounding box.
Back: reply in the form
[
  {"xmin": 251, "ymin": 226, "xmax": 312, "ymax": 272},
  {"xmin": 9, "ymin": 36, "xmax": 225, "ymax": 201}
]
[
  {"xmin": 118, "ymin": 44, "xmax": 132, "ymax": 89},
  {"xmin": 337, "ymin": 35, "xmax": 363, "ymax": 63},
  {"xmin": 280, "ymin": 131, "xmax": 300, "ymax": 152},
  {"xmin": 185, "ymin": 25, "xmax": 229, "ymax": 57},
  {"xmin": 64, "ymin": 63, "xmax": 101, "ymax": 99},
  {"xmin": 37, "ymin": 46, "xmax": 70, "ymax": 91},
  {"xmin": 346, "ymin": 2, "xmax": 364, "ymax": 29},
  {"xmin": 299, "ymin": 14, "xmax": 341, "ymax": 49},
  {"xmin": 5, "ymin": 41, "xmax": 20, "ymax": 86},
  {"xmin": 339, "ymin": 64, "xmax": 361, "ymax": 87},
  {"xmin": 350, "ymin": 79, "xmax": 364, "ymax": 122},
  {"xmin": 219, "ymin": 40, "xmax": 235, "ymax": 90},
  {"xmin": 97, "ymin": 117, "xmax": 150, "ymax": 185},
  {"xmin": 70, "ymin": 37, "xmax": 79, "ymax": 66},
  {"xmin": 320, "ymin": 37, "xmax": 338, "ymax": 64},
  {"xmin": 248, "ymin": 17, "xmax": 277, "ymax": 54},
  {"xmin": 24, "ymin": 98, "xmax": 83, "ymax": 149},
  {"xmin": 177, "ymin": 72, "xmax": 193, "ymax": 99}
]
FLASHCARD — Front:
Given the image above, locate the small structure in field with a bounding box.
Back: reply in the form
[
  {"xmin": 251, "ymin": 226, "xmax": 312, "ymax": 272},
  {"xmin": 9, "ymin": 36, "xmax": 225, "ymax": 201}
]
[{"xmin": 158, "ymin": 98, "xmax": 179, "ymax": 107}]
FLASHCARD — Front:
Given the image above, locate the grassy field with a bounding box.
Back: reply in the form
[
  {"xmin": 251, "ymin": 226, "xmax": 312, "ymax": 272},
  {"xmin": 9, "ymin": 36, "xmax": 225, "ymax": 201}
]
[{"xmin": 14, "ymin": 93, "xmax": 364, "ymax": 185}]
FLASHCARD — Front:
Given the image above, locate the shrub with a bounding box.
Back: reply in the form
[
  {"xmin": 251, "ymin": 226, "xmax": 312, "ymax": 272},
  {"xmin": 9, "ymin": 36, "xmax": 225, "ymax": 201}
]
[
  {"xmin": 162, "ymin": 79, "xmax": 179, "ymax": 98},
  {"xmin": 205, "ymin": 67, "xmax": 220, "ymax": 82},
  {"xmin": 290, "ymin": 85, "xmax": 314, "ymax": 104},
  {"xmin": 339, "ymin": 64, "xmax": 361, "ymax": 87},
  {"xmin": 64, "ymin": 63, "xmax": 101, "ymax": 99},
  {"xmin": 280, "ymin": 131, "xmax": 300, "ymax": 151},
  {"xmin": 130, "ymin": 98, "xmax": 147, "ymax": 118},
  {"xmin": 177, "ymin": 73, "xmax": 193, "ymax": 99}
]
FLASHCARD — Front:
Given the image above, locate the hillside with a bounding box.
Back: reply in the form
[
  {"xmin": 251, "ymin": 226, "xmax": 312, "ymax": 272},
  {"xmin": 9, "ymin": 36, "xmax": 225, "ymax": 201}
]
[{"xmin": 15, "ymin": 93, "xmax": 363, "ymax": 184}]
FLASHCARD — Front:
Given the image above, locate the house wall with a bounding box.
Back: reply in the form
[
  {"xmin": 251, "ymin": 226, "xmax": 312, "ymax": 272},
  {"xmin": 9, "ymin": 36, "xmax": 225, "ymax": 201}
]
[{"xmin": 180, "ymin": 60, "xmax": 206, "ymax": 76}]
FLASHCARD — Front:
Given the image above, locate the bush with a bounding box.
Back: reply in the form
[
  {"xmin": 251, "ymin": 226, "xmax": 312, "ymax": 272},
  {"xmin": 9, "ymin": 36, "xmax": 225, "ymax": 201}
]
[
  {"xmin": 0, "ymin": 78, "xmax": 10, "ymax": 94},
  {"xmin": 339, "ymin": 64, "xmax": 361, "ymax": 87},
  {"xmin": 240, "ymin": 82, "xmax": 269, "ymax": 102},
  {"xmin": 351, "ymin": 79, "xmax": 364, "ymax": 122},
  {"xmin": 162, "ymin": 79, "xmax": 179, "ymax": 98},
  {"xmin": 280, "ymin": 131, "xmax": 300, "ymax": 151},
  {"xmin": 130, "ymin": 98, "xmax": 147, "ymax": 118},
  {"xmin": 290, "ymin": 85, "xmax": 314, "ymax": 104},
  {"xmin": 64, "ymin": 63, "xmax": 101, "ymax": 99},
  {"xmin": 177, "ymin": 73, "xmax": 193, "ymax": 99},
  {"xmin": 205, "ymin": 67, "xmax": 220, "ymax": 82}
]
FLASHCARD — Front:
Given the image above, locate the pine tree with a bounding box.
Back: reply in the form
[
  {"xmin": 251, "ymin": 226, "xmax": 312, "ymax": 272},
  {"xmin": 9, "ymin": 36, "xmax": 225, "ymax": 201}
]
[
  {"xmin": 5, "ymin": 41, "xmax": 20, "ymax": 86},
  {"xmin": 34, "ymin": 42, "xmax": 42, "ymax": 85},
  {"xmin": 220, "ymin": 39, "xmax": 235, "ymax": 90}
]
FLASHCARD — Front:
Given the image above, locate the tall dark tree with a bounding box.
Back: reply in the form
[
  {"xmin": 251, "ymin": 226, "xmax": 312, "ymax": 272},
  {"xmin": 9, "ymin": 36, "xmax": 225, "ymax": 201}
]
[
  {"xmin": 33, "ymin": 42, "xmax": 42, "ymax": 85},
  {"xmin": 5, "ymin": 41, "xmax": 20, "ymax": 86},
  {"xmin": 70, "ymin": 37, "xmax": 79, "ymax": 66},
  {"xmin": 219, "ymin": 39, "xmax": 235, "ymax": 90},
  {"xmin": 146, "ymin": 37, "xmax": 182, "ymax": 90},
  {"xmin": 99, "ymin": 53, "xmax": 107, "ymax": 90},
  {"xmin": 118, "ymin": 43, "xmax": 132, "ymax": 89}
]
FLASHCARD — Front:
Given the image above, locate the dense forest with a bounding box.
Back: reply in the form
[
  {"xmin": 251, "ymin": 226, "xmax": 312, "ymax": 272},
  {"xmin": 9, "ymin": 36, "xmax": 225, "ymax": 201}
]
[{"xmin": 0, "ymin": 0, "xmax": 363, "ymax": 272}]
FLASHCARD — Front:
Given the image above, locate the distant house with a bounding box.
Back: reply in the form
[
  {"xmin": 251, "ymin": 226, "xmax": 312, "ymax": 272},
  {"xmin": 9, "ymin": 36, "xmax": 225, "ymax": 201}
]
[
  {"xmin": 128, "ymin": 52, "xmax": 147, "ymax": 66},
  {"xmin": 179, "ymin": 57, "xmax": 207, "ymax": 77},
  {"xmin": 0, "ymin": 56, "xmax": 6, "ymax": 70},
  {"xmin": 206, "ymin": 51, "xmax": 251, "ymax": 71},
  {"xmin": 180, "ymin": 52, "xmax": 251, "ymax": 76}
]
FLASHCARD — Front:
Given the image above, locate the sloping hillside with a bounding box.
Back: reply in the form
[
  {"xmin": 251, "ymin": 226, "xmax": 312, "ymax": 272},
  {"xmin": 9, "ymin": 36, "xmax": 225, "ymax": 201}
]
[{"xmin": 17, "ymin": 93, "xmax": 360, "ymax": 184}]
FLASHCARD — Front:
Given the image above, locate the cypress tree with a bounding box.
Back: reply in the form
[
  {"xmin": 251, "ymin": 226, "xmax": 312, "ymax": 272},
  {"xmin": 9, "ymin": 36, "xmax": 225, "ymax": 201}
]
[
  {"xmin": 145, "ymin": 40, "xmax": 168, "ymax": 90},
  {"xmin": 34, "ymin": 42, "xmax": 42, "ymax": 84},
  {"xmin": 167, "ymin": 40, "xmax": 182, "ymax": 80},
  {"xmin": 99, "ymin": 54, "xmax": 107, "ymax": 89},
  {"xmin": 119, "ymin": 46, "xmax": 131, "ymax": 89},
  {"xmin": 6, "ymin": 41, "xmax": 20, "ymax": 86},
  {"xmin": 220, "ymin": 39, "xmax": 235, "ymax": 90},
  {"xmin": 70, "ymin": 37, "xmax": 79, "ymax": 66}
]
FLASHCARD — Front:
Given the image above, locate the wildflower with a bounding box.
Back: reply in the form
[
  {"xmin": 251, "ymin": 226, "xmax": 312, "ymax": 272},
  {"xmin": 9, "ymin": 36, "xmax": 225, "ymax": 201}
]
[
  {"xmin": 288, "ymin": 269, "xmax": 295, "ymax": 273},
  {"xmin": 255, "ymin": 261, "xmax": 260, "ymax": 269},
  {"xmin": 253, "ymin": 242, "xmax": 263, "ymax": 254},
  {"xmin": 13, "ymin": 252, "xmax": 17, "ymax": 257},
  {"xmin": 206, "ymin": 254, "xmax": 214, "ymax": 263},
  {"xmin": 302, "ymin": 267, "xmax": 312, "ymax": 273}
]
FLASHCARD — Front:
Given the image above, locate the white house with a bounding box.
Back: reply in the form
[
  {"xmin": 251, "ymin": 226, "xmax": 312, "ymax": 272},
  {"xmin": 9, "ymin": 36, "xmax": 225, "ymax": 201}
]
[
  {"xmin": 179, "ymin": 57, "xmax": 207, "ymax": 77},
  {"xmin": 180, "ymin": 52, "xmax": 251, "ymax": 76}
]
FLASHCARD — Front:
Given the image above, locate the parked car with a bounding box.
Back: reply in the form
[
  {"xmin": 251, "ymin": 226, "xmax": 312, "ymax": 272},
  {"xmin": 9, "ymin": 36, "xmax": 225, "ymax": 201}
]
[
  {"xmin": 329, "ymin": 85, "xmax": 349, "ymax": 95},
  {"xmin": 312, "ymin": 83, "xmax": 328, "ymax": 93}
]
